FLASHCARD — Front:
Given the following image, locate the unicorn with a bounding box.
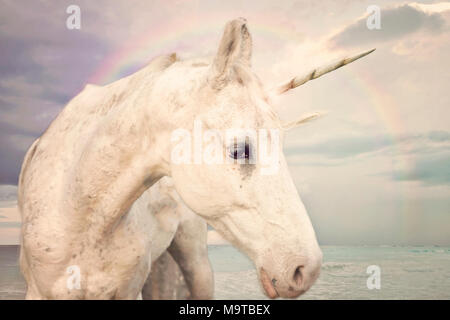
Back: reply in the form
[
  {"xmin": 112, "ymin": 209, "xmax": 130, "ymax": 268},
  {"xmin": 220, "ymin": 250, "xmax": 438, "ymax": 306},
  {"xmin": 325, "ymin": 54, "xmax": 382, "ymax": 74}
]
[{"xmin": 18, "ymin": 18, "xmax": 374, "ymax": 299}]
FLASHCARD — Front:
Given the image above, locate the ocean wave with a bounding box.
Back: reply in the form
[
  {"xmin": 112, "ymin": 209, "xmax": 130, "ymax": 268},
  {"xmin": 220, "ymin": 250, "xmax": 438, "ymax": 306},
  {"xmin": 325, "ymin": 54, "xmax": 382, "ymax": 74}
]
[
  {"xmin": 402, "ymin": 268, "xmax": 434, "ymax": 273},
  {"xmin": 321, "ymin": 262, "xmax": 351, "ymax": 270}
]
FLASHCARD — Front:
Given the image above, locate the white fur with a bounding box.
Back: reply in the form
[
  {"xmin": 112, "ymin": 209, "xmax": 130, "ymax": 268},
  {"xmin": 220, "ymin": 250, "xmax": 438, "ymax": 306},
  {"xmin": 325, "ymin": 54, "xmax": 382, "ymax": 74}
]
[{"xmin": 18, "ymin": 19, "xmax": 322, "ymax": 299}]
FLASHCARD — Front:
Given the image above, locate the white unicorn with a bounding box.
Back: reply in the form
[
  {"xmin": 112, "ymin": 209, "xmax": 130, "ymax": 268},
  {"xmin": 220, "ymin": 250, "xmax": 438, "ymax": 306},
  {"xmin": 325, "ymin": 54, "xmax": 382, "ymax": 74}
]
[{"xmin": 18, "ymin": 18, "xmax": 374, "ymax": 299}]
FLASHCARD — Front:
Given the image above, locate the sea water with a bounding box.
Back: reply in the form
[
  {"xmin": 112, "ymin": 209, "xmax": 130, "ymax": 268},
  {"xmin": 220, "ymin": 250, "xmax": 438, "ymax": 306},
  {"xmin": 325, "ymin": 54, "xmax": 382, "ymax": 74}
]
[
  {"xmin": 208, "ymin": 245, "xmax": 450, "ymax": 299},
  {"xmin": 1, "ymin": 245, "xmax": 449, "ymax": 299}
]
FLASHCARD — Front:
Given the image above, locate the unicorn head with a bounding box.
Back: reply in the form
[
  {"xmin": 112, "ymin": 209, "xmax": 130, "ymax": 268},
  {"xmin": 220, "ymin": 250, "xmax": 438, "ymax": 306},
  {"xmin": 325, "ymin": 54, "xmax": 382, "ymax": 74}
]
[{"xmin": 158, "ymin": 18, "xmax": 375, "ymax": 298}]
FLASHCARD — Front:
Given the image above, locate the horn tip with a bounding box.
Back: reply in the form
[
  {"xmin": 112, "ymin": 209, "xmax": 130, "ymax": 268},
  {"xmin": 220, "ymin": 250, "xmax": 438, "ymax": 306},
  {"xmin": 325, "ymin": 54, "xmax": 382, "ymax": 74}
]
[{"xmin": 364, "ymin": 48, "xmax": 376, "ymax": 56}]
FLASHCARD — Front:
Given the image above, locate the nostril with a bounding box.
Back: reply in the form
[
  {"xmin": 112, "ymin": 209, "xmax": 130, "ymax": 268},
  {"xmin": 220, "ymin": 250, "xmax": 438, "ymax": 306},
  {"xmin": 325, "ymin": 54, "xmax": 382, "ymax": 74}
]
[{"xmin": 293, "ymin": 266, "xmax": 303, "ymax": 287}]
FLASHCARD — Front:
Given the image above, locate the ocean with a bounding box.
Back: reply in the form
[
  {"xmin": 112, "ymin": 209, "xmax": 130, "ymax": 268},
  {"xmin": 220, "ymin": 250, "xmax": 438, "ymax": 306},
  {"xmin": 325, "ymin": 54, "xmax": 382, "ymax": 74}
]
[
  {"xmin": 210, "ymin": 245, "xmax": 450, "ymax": 299},
  {"xmin": 1, "ymin": 245, "xmax": 449, "ymax": 299}
]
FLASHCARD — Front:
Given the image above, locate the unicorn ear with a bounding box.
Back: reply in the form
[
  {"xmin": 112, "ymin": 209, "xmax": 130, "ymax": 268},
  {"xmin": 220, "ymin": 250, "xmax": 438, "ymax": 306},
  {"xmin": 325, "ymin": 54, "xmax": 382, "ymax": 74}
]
[{"xmin": 210, "ymin": 18, "xmax": 252, "ymax": 87}]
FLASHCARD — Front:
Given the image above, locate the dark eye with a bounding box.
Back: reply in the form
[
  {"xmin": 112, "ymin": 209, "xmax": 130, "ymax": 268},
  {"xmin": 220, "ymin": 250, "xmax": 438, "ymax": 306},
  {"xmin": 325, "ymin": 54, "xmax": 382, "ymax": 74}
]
[{"xmin": 229, "ymin": 142, "xmax": 250, "ymax": 160}]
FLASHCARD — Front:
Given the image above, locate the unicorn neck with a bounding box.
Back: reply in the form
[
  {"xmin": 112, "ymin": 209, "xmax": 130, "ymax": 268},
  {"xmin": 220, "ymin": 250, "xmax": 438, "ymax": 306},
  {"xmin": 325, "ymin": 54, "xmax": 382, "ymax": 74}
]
[
  {"xmin": 71, "ymin": 109, "xmax": 168, "ymax": 235},
  {"xmin": 68, "ymin": 57, "xmax": 205, "ymax": 235},
  {"xmin": 70, "ymin": 85, "xmax": 173, "ymax": 234}
]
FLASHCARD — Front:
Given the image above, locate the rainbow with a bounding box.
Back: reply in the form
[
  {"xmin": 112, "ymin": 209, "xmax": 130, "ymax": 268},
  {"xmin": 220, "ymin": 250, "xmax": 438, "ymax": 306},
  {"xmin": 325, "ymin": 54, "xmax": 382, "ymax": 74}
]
[
  {"xmin": 88, "ymin": 12, "xmax": 301, "ymax": 85},
  {"xmin": 344, "ymin": 67, "xmax": 416, "ymax": 243}
]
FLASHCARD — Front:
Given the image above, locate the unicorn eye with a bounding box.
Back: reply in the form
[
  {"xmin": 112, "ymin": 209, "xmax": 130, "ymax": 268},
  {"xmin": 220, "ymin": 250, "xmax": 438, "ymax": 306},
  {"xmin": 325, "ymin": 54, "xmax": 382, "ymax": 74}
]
[{"xmin": 229, "ymin": 142, "xmax": 251, "ymax": 160}]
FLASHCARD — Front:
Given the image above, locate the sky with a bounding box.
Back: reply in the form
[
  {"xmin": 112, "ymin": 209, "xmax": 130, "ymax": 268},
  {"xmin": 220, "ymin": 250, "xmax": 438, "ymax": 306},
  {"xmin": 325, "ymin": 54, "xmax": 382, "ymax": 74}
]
[{"xmin": 0, "ymin": 0, "xmax": 449, "ymax": 245}]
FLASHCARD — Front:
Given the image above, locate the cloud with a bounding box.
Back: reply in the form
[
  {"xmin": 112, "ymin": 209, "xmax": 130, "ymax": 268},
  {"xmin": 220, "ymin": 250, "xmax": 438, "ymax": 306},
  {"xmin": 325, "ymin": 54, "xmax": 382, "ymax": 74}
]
[
  {"xmin": 287, "ymin": 134, "xmax": 392, "ymax": 158},
  {"xmin": 286, "ymin": 130, "xmax": 450, "ymax": 159},
  {"xmin": 330, "ymin": 4, "xmax": 447, "ymax": 48},
  {"xmin": 409, "ymin": 2, "xmax": 450, "ymax": 14},
  {"xmin": 390, "ymin": 152, "xmax": 450, "ymax": 186},
  {"xmin": 0, "ymin": 221, "xmax": 21, "ymax": 228},
  {"xmin": 0, "ymin": 130, "xmax": 36, "ymax": 185},
  {"xmin": 0, "ymin": 1, "xmax": 113, "ymax": 185},
  {"xmin": 286, "ymin": 131, "xmax": 450, "ymax": 186},
  {"xmin": 0, "ymin": 185, "xmax": 18, "ymax": 201}
]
